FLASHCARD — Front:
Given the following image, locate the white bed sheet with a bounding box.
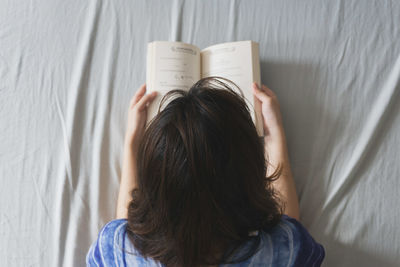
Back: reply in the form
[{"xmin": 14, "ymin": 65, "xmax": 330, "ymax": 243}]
[{"xmin": 1, "ymin": 0, "xmax": 399, "ymax": 266}]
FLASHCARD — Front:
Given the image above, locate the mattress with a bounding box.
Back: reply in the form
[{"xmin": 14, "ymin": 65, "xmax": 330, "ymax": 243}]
[{"xmin": 0, "ymin": 0, "xmax": 399, "ymax": 266}]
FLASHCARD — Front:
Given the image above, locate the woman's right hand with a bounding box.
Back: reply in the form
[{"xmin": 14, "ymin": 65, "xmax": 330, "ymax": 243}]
[{"xmin": 252, "ymin": 83, "xmax": 286, "ymax": 143}]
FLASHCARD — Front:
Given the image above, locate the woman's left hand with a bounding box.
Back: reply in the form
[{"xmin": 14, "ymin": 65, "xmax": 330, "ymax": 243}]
[{"xmin": 124, "ymin": 84, "xmax": 157, "ymax": 153}]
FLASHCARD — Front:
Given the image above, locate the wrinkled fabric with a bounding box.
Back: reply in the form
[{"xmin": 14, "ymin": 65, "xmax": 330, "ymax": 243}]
[
  {"xmin": 1, "ymin": 0, "xmax": 400, "ymax": 266},
  {"xmin": 86, "ymin": 215, "xmax": 325, "ymax": 266}
]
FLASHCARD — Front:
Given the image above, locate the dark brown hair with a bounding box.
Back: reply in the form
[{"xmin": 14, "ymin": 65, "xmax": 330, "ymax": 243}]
[{"xmin": 127, "ymin": 77, "xmax": 282, "ymax": 266}]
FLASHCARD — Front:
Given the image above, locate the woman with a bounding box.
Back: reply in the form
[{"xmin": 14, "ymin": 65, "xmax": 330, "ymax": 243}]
[{"xmin": 86, "ymin": 77, "xmax": 325, "ymax": 266}]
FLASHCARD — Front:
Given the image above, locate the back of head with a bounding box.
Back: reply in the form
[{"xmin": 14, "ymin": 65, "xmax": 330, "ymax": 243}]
[{"xmin": 127, "ymin": 77, "xmax": 282, "ymax": 267}]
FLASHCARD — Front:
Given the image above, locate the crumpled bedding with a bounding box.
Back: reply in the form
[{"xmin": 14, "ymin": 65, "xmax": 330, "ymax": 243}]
[{"xmin": 0, "ymin": 0, "xmax": 399, "ymax": 266}]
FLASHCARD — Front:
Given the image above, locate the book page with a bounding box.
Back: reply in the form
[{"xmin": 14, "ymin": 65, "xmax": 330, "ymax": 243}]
[
  {"xmin": 201, "ymin": 41, "xmax": 263, "ymax": 135},
  {"xmin": 146, "ymin": 41, "xmax": 201, "ymax": 122}
]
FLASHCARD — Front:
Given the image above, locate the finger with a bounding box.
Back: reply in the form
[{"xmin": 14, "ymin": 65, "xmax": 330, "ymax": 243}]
[
  {"xmin": 252, "ymin": 82, "xmax": 261, "ymax": 91},
  {"xmin": 136, "ymin": 91, "xmax": 158, "ymax": 111},
  {"xmin": 252, "ymin": 83, "xmax": 271, "ymax": 102},
  {"xmin": 130, "ymin": 84, "xmax": 147, "ymax": 107},
  {"xmin": 261, "ymin": 84, "xmax": 276, "ymax": 98}
]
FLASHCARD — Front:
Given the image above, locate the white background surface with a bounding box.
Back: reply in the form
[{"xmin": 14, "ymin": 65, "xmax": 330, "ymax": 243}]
[{"xmin": 1, "ymin": 0, "xmax": 399, "ymax": 266}]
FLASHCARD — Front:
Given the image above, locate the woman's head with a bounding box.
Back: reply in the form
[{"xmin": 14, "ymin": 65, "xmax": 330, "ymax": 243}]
[{"xmin": 127, "ymin": 77, "xmax": 282, "ymax": 266}]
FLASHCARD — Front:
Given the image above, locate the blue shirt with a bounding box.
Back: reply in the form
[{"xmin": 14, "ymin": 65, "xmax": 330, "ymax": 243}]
[{"xmin": 87, "ymin": 215, "xmax": 325, "ymax": 266}]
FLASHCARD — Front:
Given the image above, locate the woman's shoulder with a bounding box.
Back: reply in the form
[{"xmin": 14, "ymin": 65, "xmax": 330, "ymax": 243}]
[
  {"xmin": 94, "ymin": 218, "xmax": 128, "ymax": 250},
  {"xmin": 255, "ymin": 214, "xmax": 325, "ymax": 266},
  {"xmin": 86, "ymin": 219, "xmax": 127, "ymax": 266},
  {"xmin": 98, "ymin": 218, "xmax": 128, "ymax": 237},
  {"xmin": 86, "ymin": 219, "xmax": 162, "ymax": 266}
]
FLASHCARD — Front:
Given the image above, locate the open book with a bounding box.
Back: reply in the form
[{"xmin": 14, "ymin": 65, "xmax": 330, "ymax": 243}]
[{"xmin": 146, "ymin": 40, "xmax": 263, "ymax": 136}]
